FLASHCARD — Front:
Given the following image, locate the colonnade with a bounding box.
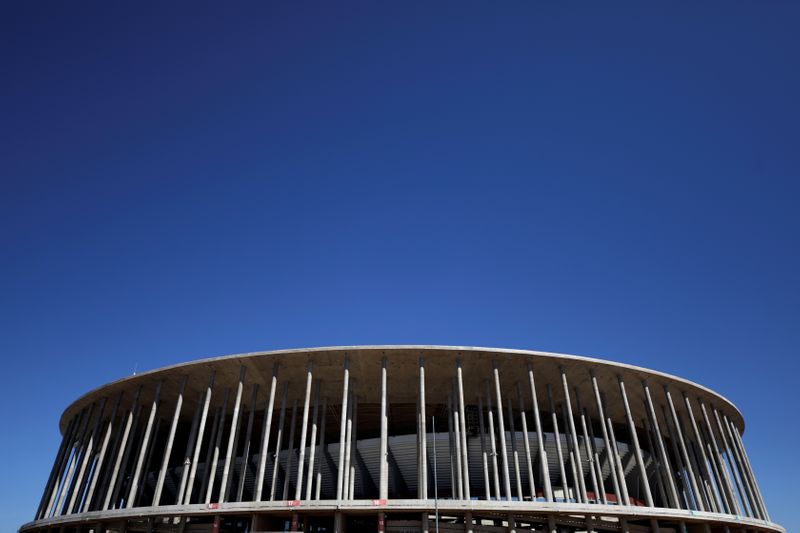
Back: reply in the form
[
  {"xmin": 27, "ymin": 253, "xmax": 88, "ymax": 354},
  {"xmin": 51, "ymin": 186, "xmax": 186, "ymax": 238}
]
[{"xmin": 26, "ymin": 349, "xmax": 777, "ymax": 533}]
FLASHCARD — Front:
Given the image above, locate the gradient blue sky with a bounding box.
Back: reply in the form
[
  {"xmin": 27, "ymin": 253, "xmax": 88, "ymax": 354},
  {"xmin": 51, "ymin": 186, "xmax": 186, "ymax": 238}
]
[{"xmin": 2, "ymin": 2, "xmax": 798, "ymax": 531}]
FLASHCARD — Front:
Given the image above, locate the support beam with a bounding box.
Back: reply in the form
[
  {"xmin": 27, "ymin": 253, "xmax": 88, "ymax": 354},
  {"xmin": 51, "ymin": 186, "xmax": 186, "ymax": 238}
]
[
  {"xmin": 517, "ymin": 383, "xmax": 535, "ymax": 501},
  {"xmin": 184, "ymin": 372, "xmax": 215, "ymax": 505},
  {"xmin": 379, "ymin": 356, "xmax": 389, "ymax": 500},
  {"xmin": 270, "ymin": 382, "xmax": 289, "ymax": 501},
  {"xmin": 316, "ymin": 395, "xmax": 328, "ymax": 500},
  {"xmin": 591, "ymin": 372, "xmax": 622, "ymax": 505},
  {"xmin": 153, "ymin": 376, "xmax": 187, "ymax": 506},
  {"xmin": 236, "ymin": 383, "xmax": 260, "ymax": 502},
  {"xmin": 604, "ymin": 394, "xmax": 630, "ymax": 506},
  {"xmin": 127, "ymin": 380, "xmax": 163, "ymax": 508},
  {"xmin": 220, "ymin": 367, "xmax": 246, "ymax": 503},
  {"xmin": 38, "ymin": 414, "xmax": 79, "ymax": 519},
  {"xmin": 336, "ymin": 357, "xmax": 350, "ymax": 500},
  {"xmin": 507, "ymin": 399, "xmax": 523, "ymax": 501},
  {"xmin": 84, "ymin": 393, "xmax": 124, "ymax": 512},
  {"xmin": 451, "ymin": 392, "xmax": 463, "ymax": 499},
  {"xmin": 641, "ymin": 380, "xmax": 677, "ymax": 508},
  {"xmin": 204, "ymin": 388, "xmax": 230, "ymax": 504},
  {"xmin": 68, "ymin": 398, "xmax": 108, "ymax": 514},
  {"xmin": 175, "ymin": 386, "xmax": 203, "ymax": 505},
  {"xmin": 665, "ymin": 386, "xmax": 705, "ymax": 512},
  {"xmin": 683, "ymin": 393, "xmax": 724, "ymax": 513},
  {"xmin": 456, "ymin": 358, "xmax": 471, "ymax": 500},
  {"xmin": 485, "ymin": 380, "xmax": 502, "ymax": 499},
  {"xmin": 618, "ymin": 376, "xmax": 653, "ymax": 507},
  {"xmin": 283, "ymin": 399, "xmax": 299, "ymax": 500},
  {"xmin": 305, "ymin": 380, "xmax": 321, "ymax": 500},
  {"xmin": 294, "ymin": 361, "xmax": 315, "ymax": 500},
  {"xmin": 560, "ymin": 368, "xmax": 587, "ymax": 503},
  {"xmin": 478, "ymin": 395, "xmax": 491, "ymax": 501},
  {"xmin": 342, "ymin": 389, "xmax": 354, "ymax": 500},
  {"xmin": 418, "ymin": 356, "xmax": 428, "ymax": 499},
  {"xmin": 255, "ymin": 363, "xmax": 278, "ymax": 502},
  {"xmin": 492, "ymin": 360, "xmax": 512, "ymax": 501},
  {"xmin": 699, "ymin": 399, "xmax": 740, "ymax": 515},
  {"xmin": 546, "ymin": 384, "xmax": 569, "ymax": 501},
  {"xmin": 528, "ymin": 362, "xmax": 552, "ymax": 502},
  {"xmin": 576, "ymin": 388, "xmax": 599, "ymax": 503},
  {"xmin": 106, "ymin": 390, "xmax": 143, "ymax": 510}
]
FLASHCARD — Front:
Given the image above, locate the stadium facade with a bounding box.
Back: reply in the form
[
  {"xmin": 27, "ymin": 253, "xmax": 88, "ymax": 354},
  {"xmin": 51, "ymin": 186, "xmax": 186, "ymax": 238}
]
[{"xmin": 22, "ymin": 346, "xmax": 783, "ymax": 533}]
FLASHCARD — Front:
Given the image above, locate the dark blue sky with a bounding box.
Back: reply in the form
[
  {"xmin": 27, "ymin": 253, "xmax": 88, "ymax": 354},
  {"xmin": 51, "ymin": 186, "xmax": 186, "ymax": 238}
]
[{"xmin": 2, "ymin": 2, "xmax": 798, "ymax": 531}]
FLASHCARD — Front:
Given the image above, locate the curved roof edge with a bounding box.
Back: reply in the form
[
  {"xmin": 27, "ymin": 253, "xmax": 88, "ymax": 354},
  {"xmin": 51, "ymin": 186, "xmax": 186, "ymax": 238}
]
[{"xmin": 59, "ymin": 345, "xmax": 746, "ymax": 433}]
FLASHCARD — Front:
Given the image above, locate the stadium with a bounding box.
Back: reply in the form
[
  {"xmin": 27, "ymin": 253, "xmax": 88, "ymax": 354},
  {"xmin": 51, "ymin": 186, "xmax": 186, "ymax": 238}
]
[{"xmin": 22, "ymin": 346, "xmax": 783, "ymax": 533}]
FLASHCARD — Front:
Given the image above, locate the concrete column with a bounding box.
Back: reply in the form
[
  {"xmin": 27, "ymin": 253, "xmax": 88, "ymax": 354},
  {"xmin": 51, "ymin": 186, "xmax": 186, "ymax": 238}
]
[
  {"xmin": 305, "ymin": 380, "xmax": 321, "ymax": 500},
  {"xmin": 294, "ymin": 361, "xmax": 315, "ymax": 500},
  {"xmin": 618, "ymin": 377, "xmax": 653, "ymax": 507},
  {"xmin": 342, "ymin": 389, "xmax": 354, "ymax": 500},
  {"xmin": 348, "ymin": 393, "xmax": 359, "ymax": 499},
  {"xmin": 69, "ymin": 398, "xmax": 108, "ymax": 514},
  {"xmin": 576, "ymin": 388, "xmax": 599, "ymax": 502},
  {"xmin": 563, "ymin": 402, "xmax": 581, "ymax": 502},
  {"xmin": 586, "ymin": 406, "xmax": 607, "ymax": 504},
  {"xmin": 153, "ymin": 376, "xmax": 188, "ymax": 505},
  {"xmin": 465, "ymin": 511, "xmax": 473, "ymax": 533},
  {"xmin": 643, "ymin": 415, "xmax": 669, "ymax": 508},
  {"xmin": 590, "ymin": 372, "xmax": 621, "ymax": 505},
  {"xmin": 103, "ymin": 387, "xmax": 141, "ymax": 510},
  {"xmin": 560, "ymin": 368, "xmax": 587, "ymax": 502},
  {"xmin": 485, "ymin": 380, "xmax": 502, "ymax": 499},
  {"xmin": 605, "ymin": 399, "xmax": 630, "ymax": 505},
  {"xmin": 336, "ymin": 357, "xmax": 350, "ymax": 500},
  {"xmin": 641, "ymin": 381, "xmax": 677, "ymax": 508},
  {"xmin": 56, "ymin": 404, "xmax": 94, "ymax": 514},
  {"xmin": 451, "ymin": 392, "xmax": 464, "ymax": 499},
  {"xmin": 199, "ymin": 401, "xmax": 224, "ymax": 503},
  {"xmin": 236, "ymin": 383, "xmax": 260, "ymax": 502},
  {"xmin": 730, "ymin": 422, "xmax": 770, "ymax": 520},
  {"xmin": 269, "ymin": 383, "xmax": 289, "ymax": 501},
  {"xmin": 547, "ymin": 384, "xmax": 569, "ymax": 501},
  {"xmin": 517, "ymin": 383, "xmax": 535, "ymax": 501},
  {"xmin": 478, "ymin": 395, "xmax": 492, "ymax": 500},
  {"xmin": 725, "ymin": 416, "xmax": 766, "ymax": 518},
  {"xmin": 547, "ymin": 515, "xmax": 556, "ymax": 533},
  {"xmin": 38, "ymin": 413, "xmax": 79, "ymax": 519},
  {"xmin": 220, "ymin": 367, "xmax": 247, "ymax": 503},
  {"xmin": 665, "ymin": 386, "xmax": 704, "ymax": 512},
  {"xmin": 683, "ymin": 393, "xmax": 724, "ymax": 513},
  {"xmin": 175, "ymin": 387, "xmax": 203, "ymax": 505},
  {"xmin": 714, "ymin": 408, "xmax": 752, "ymax": 516},
  {"xmin": 315, "ymin": 395, "xmax": 328, "ymax": 500},
  {"xmin": 419, "ymin": 356, "xmax": 428, "ymax": 499},
  {"xmin": 205, "ymin": 388, "xmax": 230, "ymax": 504},
  {"xmin": 492, "ymin": 360, "xmax": 513, "ymax": 501},
  {"xmin": 528, "ymin": 362, "xmax": 552, "ymax": 502},
  {"xmin": 379, "ymin": 357, "xmax": 389, "ymax": 500},
  {"xmin": 255, "ymin": 363, "xmax": 278, "ymax": 501},
  {"xmin": 447, "ymin": 393, "xmax": 456, "ymax": 496},
  {"xmin": 456, "ymin": 358, "xmax": 471, "ymax": 500},
  {"xmin": 662, "ymin": 404, "xmax": 691, "ymax": 509},
  {"xmin": 699, "ymin": 399, "xmax": 740, "ymax": 515},
  {"xmin": 507, "ymin": 400, "xmax": 523, "ymax": 501},
  {"xmin": 184, "ymin": 371, "xmax": 216, "ymax": 505},
  {"xmin": 283, "ymin": 399, "xmax": 299, "ymax": 500},
  {"xmin": 650, "ymin": 518, "xmax": 660, "ymax": 533},
  {"xmin": 127, "ymin": 380, "xmax": 163, "ymax": 508},
  {"xmin": 84, "ymin": 393, "xmax": 124, "ymax": 511}
]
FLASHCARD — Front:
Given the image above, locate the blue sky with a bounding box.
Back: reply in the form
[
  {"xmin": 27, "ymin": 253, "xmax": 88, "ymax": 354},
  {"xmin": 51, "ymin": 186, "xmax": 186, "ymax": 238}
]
[{"xmin": 1, "ymin": 2, "xmax": 798, "ymax": 531}]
